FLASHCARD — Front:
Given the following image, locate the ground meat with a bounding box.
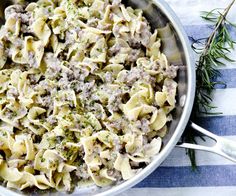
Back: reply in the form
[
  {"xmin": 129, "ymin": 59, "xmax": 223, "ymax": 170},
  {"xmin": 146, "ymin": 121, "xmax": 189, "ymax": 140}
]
[
  {"xmin": 37, "ymin": 95, "xmax": 51, "ymax": 107},
  {"xmin": 28, "ymin": 74, "xmax": 39, "ymax": 84},
  {"xmin": 36, "ymin": 80, "xmax": 57, "ymax": 94},
  {"xmin": 112, "ymin": 23, "xmax": 129, "ymax": 38},
  {"xmin": 5, "ymin": 4, "xmax": 32, "ymax": 25},
  {"xmin": 108, "ymin": 120, "xmax": 123, "ymax": 130},
  {"xmin": 4, "ymin": 5, "xmax": 24, "ymax": 20},
  {"xmin": 131, "ymin": 21, "xmax": 152, "ymax": 47},
  {"xmin": 65, "ymin": 30, "xmax": 75, "ymax": 46},
  {"xmin": 107, "ymin": 89, "xmax": 124, "ymax": 112},
  {"xmin": 80, "ymin": 80, "xmax": 96, "ymax": 101},
  {"xmin": 76, "ymin": 163, "xmax": 90, "ymax": 179},
  {"xmin": 163, "ymin": 79, "xmax": 177, "ymax": 105},
  {"xmin": 128, "ymin": 38, "xmax": 142, "ymax": 49},
  {"xmin": 112, "ymin": 20, "xmax": 152, "ymax": 49},
  {"xmin": 128, "ymin": 49, "xmax": 144, "ymax": 63},
  {"xmin": 58, "ymin": 77, "xmax": 69, "ymax": 90},
  {"xmin": 44, "ymin": 53, "xmax": 62, "ymax": 72},
  {"xmin": 142, "ymin": 135, "xmax": 148, "ymax": 145},
  {"xmin": 69, "ymin": 80, "xmax": 83, "ymax": 92},
  {"xmin": 108, "ymin": 42, "xmax": 122, "ymax": 56},
  {"xmin": 3, "ymin": 108, "xmax": 15, "ymax": 119},
  {"xmin": 151, "ymin": 61, "xmax": 161, "ymax": 71},
  {"xmin": 40, "ymin": 7, "xmax": 54, "ymax": 18},
  {"xmin": 61, "ymin": 69, "xmax": 75, "ymax": 81},
  {"xmin": 107, "ymin": 95, "xmax": 122, "ymax": 112},
  {"xmin": 86, "ymin": 103, "xmax": 104, "ymax": 119},
  {"xmin": 165, "ymin": 65, "xmax": 179, "ymax": 79},
  {"xmin": 9, "ymin": 38, "xmax": 23, "ymax": 49},
  {"xmin": 118, "ymin": 67, "xmax": 153, "ymax": 86},
  {"xmin": 124, "ymin": 68, "xmax": 142, "ymax": 85},
  {"xmin": 135, "ymin": 118, "xmax": 150, "ymax": 133},
  {"xmin": 107, "ymin": 168, "xmax": 122, "ymax": 180},
  {"xmin": 47, "ymin": 115, "xmax": 57, "ymax": 125},
  {"xmin": 74, "ymin": 27, "xmax": 81, "ymax": 35},
  {"xmin": 21, "ymin": 24, "xmax": 31, "ymax": 33},
  {"xmin": 44, "ymin": 53, "xmax": 62, "ymax": 80},
  {"xmin": 12, "ymin": 12, "xmax": 32, "ymax": 24},
  {"xmin": 108, "ymin": 117, "xmax": 128, "ymax": 132},
  {"xmin": 83, "ymin": 81, "xmax": 95, "ymax": 93},
  {"xmin": 28, "ymin": 52, "xmax": 37, "ymax": 68},
  {"xmin": 5, "ymin": 46, "xmax": 12, "ymax": 58},
  {"xmin": 104, "ymin": 72, "xmax": 113, "ymax": 83},
  {"xmin": 73, "ymin": 67, "xmax": 89, "ymax": 81}
]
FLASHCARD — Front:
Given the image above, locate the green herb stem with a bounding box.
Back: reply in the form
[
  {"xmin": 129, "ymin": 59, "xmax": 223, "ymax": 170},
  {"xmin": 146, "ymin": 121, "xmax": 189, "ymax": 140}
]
[
  {"xmin": 194, "ymin": 0, "xmax": 236, "ymax": 114},
  {"xmin": 203, "ymin": 0, "xmax": 235, "ymax": 55}
]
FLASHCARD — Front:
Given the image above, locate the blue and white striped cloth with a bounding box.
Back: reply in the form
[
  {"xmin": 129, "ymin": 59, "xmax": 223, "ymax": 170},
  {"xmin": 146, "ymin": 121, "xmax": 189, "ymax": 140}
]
[{"xmin": 122, "ymin": 0, "xmax": 236, "ymax": 195}]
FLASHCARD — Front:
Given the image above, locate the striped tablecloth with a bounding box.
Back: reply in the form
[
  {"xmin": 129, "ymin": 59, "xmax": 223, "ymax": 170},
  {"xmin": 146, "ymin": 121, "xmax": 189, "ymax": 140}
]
[{"xmin": 122, "ymin": 0, "xmax": 236, "ymax": 195}]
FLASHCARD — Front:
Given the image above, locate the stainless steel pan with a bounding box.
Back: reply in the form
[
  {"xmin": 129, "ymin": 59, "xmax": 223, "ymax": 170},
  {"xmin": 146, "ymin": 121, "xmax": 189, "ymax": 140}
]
[{"xmin": 0, "ymin": 0, "xmax": 236, "ymax": 196}]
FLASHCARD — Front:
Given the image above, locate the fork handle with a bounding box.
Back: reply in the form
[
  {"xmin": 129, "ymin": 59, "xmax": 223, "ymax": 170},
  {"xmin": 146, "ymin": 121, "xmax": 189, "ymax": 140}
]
[{"xmin": 177, "ymin": 121, "xmax": 236, "ymax": 163}]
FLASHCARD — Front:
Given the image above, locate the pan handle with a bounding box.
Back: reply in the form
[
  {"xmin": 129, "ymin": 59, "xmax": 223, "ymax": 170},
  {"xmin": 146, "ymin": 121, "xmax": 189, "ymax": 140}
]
[{"xmin": 176, "ymin": 121, "xmax": 236, "ymax": 163}]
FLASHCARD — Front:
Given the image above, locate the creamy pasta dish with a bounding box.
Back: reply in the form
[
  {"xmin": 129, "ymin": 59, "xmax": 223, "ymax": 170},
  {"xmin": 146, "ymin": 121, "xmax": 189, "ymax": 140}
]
[{"xmin": 0, "ymin": 0, "xmax": 178, "ymax": 192}]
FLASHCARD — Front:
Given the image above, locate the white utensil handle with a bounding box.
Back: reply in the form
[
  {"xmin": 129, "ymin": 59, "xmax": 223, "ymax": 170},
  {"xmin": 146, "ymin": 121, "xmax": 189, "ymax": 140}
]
[
  {"xmin": 177, "ymin": 121, "xmax": 236, "ymax": 163},
  {"xmin": 218, "ymin": 137, "xmax": 236, "ymax": 159}
]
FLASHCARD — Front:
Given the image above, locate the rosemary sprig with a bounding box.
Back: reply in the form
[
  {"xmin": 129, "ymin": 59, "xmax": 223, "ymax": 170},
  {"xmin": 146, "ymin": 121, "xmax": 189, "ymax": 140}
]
[
  {"xmin": 183, "ymin": 0, "xmax": 236, "ymax": 169},
  {"xmin": 194, "ymin": 0, "xmax": 235, "ymax": 114}
]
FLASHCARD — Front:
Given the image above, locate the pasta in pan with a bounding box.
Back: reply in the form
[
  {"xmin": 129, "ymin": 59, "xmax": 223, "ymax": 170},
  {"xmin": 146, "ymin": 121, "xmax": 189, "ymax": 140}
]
[{"xmin": 0, "ymin": 0, "xmax": 179, "ymax": 192}]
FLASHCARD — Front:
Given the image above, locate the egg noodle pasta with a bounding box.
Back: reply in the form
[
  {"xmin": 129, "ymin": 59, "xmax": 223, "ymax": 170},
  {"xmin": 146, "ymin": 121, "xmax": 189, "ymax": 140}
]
[{"xmin": 0, "ymin": 0, "xmax": 178, "ymax": 192}]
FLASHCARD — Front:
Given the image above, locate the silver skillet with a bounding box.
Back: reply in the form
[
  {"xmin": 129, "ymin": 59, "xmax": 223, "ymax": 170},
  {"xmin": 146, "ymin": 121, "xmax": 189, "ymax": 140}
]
[{"xmin": 0, "ymin": 0, "xmax": 236, "ymax": 196}]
